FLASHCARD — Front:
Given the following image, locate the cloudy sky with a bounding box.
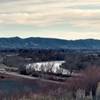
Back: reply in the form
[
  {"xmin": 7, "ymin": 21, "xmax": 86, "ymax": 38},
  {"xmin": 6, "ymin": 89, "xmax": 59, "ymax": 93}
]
[{"xmin": 0, "ymin": 0, "xmax": 100, "ymax": 40}]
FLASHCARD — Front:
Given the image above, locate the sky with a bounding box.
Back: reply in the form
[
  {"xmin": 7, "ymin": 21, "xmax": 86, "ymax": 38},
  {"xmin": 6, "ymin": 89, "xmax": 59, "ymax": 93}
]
[{"xmin": 0, "ymin": 0, "xmax": 100, "ymax": 40}]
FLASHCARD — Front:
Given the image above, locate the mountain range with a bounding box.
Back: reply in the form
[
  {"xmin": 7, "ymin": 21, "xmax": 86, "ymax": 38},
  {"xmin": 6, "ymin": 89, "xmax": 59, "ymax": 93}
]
[{"xmin": 0, "ymin": 37, "xmax": 99, "ymax": 50}]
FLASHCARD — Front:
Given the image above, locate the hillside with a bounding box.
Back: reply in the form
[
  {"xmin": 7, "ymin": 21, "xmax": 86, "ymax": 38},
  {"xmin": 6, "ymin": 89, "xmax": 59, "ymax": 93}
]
[{"xmin": 0, "ymin": 37, "xmax": 99, "ymax": 49}]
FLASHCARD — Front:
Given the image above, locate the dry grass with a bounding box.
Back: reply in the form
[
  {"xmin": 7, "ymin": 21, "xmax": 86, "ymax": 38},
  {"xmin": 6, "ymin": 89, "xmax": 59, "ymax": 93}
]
[
  {"xmin": 0, "ymin": 88, "xmax": 98, "ymax": 100},
  {"xmin": 1, "ymin": 66, "xmax": 100, "ymax": 100}
]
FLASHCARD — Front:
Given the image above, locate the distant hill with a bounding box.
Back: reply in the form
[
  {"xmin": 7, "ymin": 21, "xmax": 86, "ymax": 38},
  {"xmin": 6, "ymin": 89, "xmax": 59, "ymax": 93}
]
[{"xmin": 0, "ymin": 37, "xmax": 99, "ymax": 50}]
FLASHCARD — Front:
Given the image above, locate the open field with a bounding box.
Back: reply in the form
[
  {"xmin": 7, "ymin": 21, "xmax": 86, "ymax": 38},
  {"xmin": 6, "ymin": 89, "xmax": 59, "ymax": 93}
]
[
  {"xmin": 0, "ymin": 68, "xmax": 100, "ymax": 100},
  {"xmin": 0, "ymin": 49, "xmax": 100, "ymax": 100}
]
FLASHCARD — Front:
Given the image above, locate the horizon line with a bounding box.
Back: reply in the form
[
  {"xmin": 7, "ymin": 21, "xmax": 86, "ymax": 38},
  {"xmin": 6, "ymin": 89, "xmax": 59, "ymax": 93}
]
[{"xmin": 0, "ymin": 36, "xmax": 99, "ymax": 41}]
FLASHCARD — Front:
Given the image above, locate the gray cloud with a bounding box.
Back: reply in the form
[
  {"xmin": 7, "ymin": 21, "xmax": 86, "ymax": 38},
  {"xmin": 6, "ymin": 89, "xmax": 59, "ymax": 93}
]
[{"xmin": 0, "ymin": 0, "xmax": 100, "ymax": 36}]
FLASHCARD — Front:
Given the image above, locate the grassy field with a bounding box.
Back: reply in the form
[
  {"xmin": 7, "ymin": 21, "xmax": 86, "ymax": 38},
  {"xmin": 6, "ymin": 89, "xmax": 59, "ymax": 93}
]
[
  {"xmin": 0, "ymin": 91, "xmax": 98, "ymax": 100},
  {"xmin": 0, "ymin": 83, "xmax": 100, "ymax": 100},
  {"xmin": 0, "ymin": 66, "xmax": 100, "ymax": 100}
]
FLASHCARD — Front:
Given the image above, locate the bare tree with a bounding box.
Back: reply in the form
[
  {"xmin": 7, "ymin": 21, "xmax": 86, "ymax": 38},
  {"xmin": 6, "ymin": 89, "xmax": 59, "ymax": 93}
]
[
  {"xmin": 56, "ymin": 67, "xmax": 63, "ymax": 74},
  {"xmin": 39, "ymin": 64, "xmax": 46, "ymax": 73},
  {"xmin": 82, "ymin": 66, "xmax": 100, "ymax": 100},
  {"xmin": 46, "ymin": 63, "xmax": 54, "ymax": 73},
  {"xmin": 26, "ymin": 64, "xmax": 38, "ymax": 75}
]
